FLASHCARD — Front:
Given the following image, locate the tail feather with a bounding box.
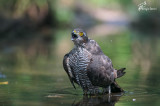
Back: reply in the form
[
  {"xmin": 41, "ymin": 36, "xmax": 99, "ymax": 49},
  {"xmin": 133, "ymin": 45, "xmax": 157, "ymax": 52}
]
[
  {"xmin": 117, "ymin": 68, "xmax": 126, "ymax": 78},
  {"xmin": 110, "ymin": 68, "xmax": 126, "ymax": 93}
]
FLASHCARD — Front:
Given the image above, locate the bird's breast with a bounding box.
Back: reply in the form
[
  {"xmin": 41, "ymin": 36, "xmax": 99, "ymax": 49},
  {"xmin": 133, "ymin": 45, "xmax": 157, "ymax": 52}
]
[{"xmin": 69, "ymin": 47, "xmax": 91, "ymax": 70}]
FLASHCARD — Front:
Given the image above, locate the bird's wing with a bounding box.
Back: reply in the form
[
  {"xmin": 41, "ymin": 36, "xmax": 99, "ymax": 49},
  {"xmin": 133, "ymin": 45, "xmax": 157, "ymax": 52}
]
[
  {"xmin": 87, "ymin": 54, "xmax": 115, "ymax": 87},
  {"xmin": 63, "ymin": 53, "xmax": 76, "ymax": 89},
  {"xmin": 86, "ymin": 40, "xmax": 116, "ymax": 87}
]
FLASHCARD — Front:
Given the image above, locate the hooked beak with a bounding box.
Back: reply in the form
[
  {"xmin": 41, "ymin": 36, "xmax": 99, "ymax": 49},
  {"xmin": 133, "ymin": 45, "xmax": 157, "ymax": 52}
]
[{"xmin": 71, "ymin": 33, "xmax": 78, "ymax": 41}]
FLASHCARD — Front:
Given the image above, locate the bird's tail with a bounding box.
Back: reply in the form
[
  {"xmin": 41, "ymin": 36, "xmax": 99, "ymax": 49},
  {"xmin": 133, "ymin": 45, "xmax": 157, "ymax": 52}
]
[
  {"xmin": 111, "ymin": 68, "xmax": 126, "ymax": 93},
  {"xmin": 117, "ymin": 68, "xmax": 126, "ymax": 78},
  {"xmin": 111, "ymin": 81, "xmax": 124, "ymax": 93}
]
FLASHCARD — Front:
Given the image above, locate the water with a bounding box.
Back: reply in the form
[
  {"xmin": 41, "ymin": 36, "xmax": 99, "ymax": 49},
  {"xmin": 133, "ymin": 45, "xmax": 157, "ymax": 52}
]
[{"xmin": 0, "ymin": 28, "xmax": 160, "ymax": 106}]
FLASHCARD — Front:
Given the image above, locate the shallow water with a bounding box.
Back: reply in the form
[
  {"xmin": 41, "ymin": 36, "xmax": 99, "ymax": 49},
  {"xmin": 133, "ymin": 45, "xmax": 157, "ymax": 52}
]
[{"xmin": 0, "ymin": 28, "xmax": 160, "ymax": 106}]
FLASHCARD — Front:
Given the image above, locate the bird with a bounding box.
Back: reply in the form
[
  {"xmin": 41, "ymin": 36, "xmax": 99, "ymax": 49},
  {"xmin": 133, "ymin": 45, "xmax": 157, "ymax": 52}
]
[{"xmin": 63, "ymin": 28, "xmax": 126, "ymax": 95}]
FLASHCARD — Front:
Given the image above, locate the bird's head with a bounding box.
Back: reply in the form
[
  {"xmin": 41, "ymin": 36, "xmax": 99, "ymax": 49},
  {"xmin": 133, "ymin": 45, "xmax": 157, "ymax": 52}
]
[{"xmin": 71, "ymin": 28, "xmax": 88, "ymax": 46}]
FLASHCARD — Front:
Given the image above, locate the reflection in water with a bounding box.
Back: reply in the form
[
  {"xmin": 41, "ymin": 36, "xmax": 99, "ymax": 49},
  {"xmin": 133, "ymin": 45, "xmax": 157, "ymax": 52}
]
[{"xmin": 73, "ymin": 93, "xmax": 123, "ymax": 106}]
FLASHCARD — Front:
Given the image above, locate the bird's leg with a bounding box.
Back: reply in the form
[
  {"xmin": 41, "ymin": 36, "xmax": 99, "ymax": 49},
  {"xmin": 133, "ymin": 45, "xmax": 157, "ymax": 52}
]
[
  {"xmin": 93, "ymin": 87, "xmax": 99, "ymax": 94},
  {"xmin": 108, "ymin": 85, "xmax": 111, "ymax": 94},
  {"xmin": 108, "ymin": 85, "xmax": 111, "ymax": 102},
  {"xmin": 88, "ymin": 88, "xmax": 94, "ymax": 95},
  {"xmin": 83, "ymin": 89, "xmax": 88, "ymax": 95}
]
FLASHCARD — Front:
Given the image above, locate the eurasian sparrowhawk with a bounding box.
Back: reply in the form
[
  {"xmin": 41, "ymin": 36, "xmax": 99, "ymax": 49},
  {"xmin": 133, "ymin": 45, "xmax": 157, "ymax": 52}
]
[{"xmin": 63, "ymin": 28, "xmax": 126, "ymax": 95}]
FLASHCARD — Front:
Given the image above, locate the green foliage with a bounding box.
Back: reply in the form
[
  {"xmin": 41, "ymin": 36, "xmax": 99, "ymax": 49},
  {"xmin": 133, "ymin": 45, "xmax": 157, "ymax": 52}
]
[
  {"xmin": 84, "ymin": 0, "xmax": 133, "ymax": 8},
  {"xmin": 55, "ymin": 7, "xmax": 74, "ymax": 24},
  {"xmin": 95, "ymin": 32, "xmax": 131, "ymax": 68}
]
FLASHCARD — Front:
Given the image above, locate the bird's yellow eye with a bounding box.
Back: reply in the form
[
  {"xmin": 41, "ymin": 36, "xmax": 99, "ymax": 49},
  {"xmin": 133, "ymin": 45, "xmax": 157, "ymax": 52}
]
[
  {"xmin": 74, "ymin": 30, "xmax": 77, "ymax": 33},
  {"xmin": 79, "ymin": 32, "xmax": 83, "ymax": 37}
]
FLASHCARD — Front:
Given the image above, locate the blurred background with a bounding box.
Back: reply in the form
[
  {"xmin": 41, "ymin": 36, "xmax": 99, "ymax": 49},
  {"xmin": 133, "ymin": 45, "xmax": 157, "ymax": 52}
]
[{"xmin": 0, "ymin": 0, "xmax": 160, "ymax": 106}]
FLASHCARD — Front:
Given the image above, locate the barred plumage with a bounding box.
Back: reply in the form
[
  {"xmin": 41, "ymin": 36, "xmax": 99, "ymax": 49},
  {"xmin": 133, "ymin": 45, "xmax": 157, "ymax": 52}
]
[
  {"xmin": 68, "ymin": 47, "xmax": 96, "ymax": 92},
  {"xmin": 63, "ymin": 28, "xmax": 126, "ymax": 95}
]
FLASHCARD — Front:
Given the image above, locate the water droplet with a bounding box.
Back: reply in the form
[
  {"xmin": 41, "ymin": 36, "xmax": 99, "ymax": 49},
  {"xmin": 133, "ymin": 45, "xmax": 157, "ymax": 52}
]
[{"xmin": 133, "ymin": 99, "xmax": 136, "ymax": 101}]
